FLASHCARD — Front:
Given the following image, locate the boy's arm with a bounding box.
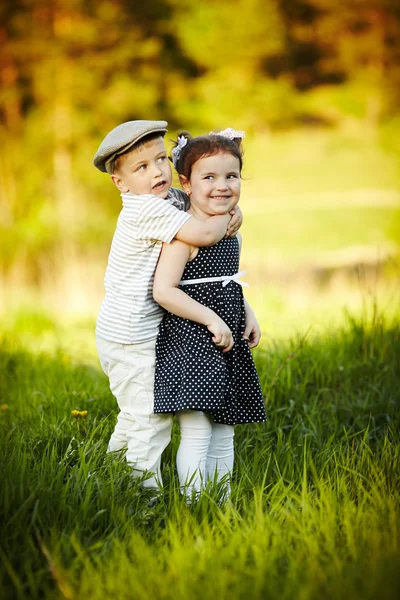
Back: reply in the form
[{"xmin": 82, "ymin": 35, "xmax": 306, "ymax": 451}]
[
  {"xmin": 175, "ymin": 205, "xmax": 242, "ymax": 246},
  {"xmin": 153, "ymin": 241, "xmax": 233, "ymax": 351},
  {"xmin": 237, "ymin": 232, "xmax": 261, "ymax": 348},
  {"xmin": 137, "ymin": 193, "xmax": 236, "ymax": 248},
  {"xmin": 136, "ymin": 194, "xmax": 228, "ymax": 247},
  {"xmin": 175, "ymin": 213, "xmax": 231, "ymax": 247},
  {"xmin": 170, "ymin": 186, "xmax": 242, "ymax": 239}
]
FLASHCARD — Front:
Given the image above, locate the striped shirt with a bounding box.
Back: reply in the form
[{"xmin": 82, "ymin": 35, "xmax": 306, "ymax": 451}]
[{"xmin": 96, "ymin": 188, "xmax": 191, "ymax": 344}]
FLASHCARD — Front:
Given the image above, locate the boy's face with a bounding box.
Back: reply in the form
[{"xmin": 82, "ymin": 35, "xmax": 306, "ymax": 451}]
[{"xmin": 111, "ymin": 137, "xmax": 172, "ymax": 198}]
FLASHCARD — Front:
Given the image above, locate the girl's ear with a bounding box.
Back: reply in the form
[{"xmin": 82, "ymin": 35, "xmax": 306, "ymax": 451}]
[
  {"xmin": 111, "ymin": 174, "xmax": 129, "ymax": 193},
  {"xmin": 179, "ymin": 174, "xmax": 191, "ymax": 195}
]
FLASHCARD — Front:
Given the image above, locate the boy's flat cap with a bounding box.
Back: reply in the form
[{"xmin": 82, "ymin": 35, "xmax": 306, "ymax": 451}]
[{"xmin": 93, "ymin": 120, "xmax": 168, "ymax": 173}]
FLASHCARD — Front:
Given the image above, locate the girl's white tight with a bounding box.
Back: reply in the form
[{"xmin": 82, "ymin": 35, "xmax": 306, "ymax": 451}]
[{"xmin": 176, "ymin": 410, "xmax": 234, "ymax": 499}]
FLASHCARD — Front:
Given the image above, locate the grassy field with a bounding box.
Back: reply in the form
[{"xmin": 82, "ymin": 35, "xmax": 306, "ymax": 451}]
[{"xmin": 1, "ymin": 303, "xmax": 399, "ymax": 600}]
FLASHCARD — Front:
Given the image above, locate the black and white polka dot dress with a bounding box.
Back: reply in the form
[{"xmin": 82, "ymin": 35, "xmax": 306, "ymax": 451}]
[{"xmin": 154, "ymin": 237, "xmax": 266, "ymax": 425}]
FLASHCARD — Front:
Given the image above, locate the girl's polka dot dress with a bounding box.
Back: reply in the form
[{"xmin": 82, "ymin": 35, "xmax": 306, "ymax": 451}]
[{"xmin": 154, "ymin": 237, "xmax": 266, "ymax": 425}]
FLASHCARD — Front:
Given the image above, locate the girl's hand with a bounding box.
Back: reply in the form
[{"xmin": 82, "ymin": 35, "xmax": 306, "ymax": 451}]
[
  {"xmin": 207, "ymin": 317, "xmax": 233, "ymax": 353},
  {"xmin": 243, "ymin": 302, "xmax": 261, "ymax": 349},
  {"xmin": 226, "ymin": 205, "xmax": 243, "ymax": 238}
]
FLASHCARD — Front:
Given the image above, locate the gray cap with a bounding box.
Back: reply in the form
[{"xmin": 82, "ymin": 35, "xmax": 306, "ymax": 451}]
[{"xmin": 93, "ymin": 120, "xmax": 168, "ymax": 173}]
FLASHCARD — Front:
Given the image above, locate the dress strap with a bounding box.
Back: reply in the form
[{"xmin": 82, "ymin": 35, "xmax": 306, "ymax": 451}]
[{"xmin": 180, "ymin": 270, "xmax": 249, "ymax": 288}]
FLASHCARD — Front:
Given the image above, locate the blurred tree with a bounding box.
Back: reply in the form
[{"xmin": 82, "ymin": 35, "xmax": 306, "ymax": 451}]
[
  {"xmin": 0, "ymin": 0, "xmax": 198, "ymax": 279},
  {"xmin": 274, "ymin": 0, "xmax": 400, "ymax": 122},
  {"xmin": 168, "ymin": 0, "xmax": 288, "ymax": 130},
  {"xmin": 0, "ymin": 0, "xmax": 399, "ymax": 286}
]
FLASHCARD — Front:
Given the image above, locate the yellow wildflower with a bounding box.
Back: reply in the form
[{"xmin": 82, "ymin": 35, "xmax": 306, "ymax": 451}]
[
  {"xmin": 1, "ymin": 404, "xmax": 8, "ymax": 412},
  {"xmin": 71, "ymin": 410, "xmax": 80, "ymax": 419},
  {"xmin": 80, "ymin": 410, "xmax": 88, "ymax": 420}
]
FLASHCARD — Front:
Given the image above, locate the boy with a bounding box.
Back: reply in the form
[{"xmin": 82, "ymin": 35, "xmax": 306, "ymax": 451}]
[{"xmin": 93, "ymin": 120, "xmax": 242, "ymax": 490}]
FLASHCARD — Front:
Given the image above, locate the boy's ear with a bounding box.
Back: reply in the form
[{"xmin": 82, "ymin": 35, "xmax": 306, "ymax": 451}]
[
  {"xmin": 179, "ymin": 174, "xmax": 191, "ymax": 195},
  {"xmin": 110, "ymin": 174, "xmax": 129, "ymax": 193}
]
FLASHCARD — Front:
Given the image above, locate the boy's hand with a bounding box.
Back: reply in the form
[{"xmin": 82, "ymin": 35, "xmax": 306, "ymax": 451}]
[
  {"xmin": 207, "ymin": 317, "xmax": 233, "ymax": 353},
  {"xmin": 243, "ymin": 302, "xmax": 261, "ymax": 348},
  {"xmin": 226, "ymin": 205, "xmax": 243, "ymax": 237}
]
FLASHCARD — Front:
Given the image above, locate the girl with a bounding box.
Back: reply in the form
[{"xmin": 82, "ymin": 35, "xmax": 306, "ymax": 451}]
[{"xmin": 153, "ymin": 129, "xmax": 266, "ymax": 499}]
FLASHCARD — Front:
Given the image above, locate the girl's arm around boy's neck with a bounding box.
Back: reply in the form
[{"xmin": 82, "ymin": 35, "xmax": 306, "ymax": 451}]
[{"xmin": 153, "ymin": 240, "xmax": 233, "ymax": 351}]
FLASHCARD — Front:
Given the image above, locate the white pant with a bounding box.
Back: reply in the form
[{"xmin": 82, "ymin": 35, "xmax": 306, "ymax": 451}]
[
  {"xmin": 176, "ymin": 410, "xmax": 234, "ymax": 499},
  {"xmin": 96, "ymin": 336, "xmax": 172, "ymax": 489}
]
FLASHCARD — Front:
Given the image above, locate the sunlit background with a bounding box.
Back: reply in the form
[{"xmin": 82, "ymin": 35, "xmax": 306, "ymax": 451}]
[{"xmin": 1, "ymin": 0, "xmax": 399, "ymax": 353}]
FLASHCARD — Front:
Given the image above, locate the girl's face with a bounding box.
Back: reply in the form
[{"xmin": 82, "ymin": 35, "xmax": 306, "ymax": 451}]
[{"xmin": 180, "ymin": 151, "xmax": 241, "ymax": 218}]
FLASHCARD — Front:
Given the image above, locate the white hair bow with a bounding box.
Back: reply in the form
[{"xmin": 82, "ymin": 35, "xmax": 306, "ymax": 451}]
[
  {"xmin": 171, "ymin": 135, "xmax": 188, "ymax": 169},
  {"xmin": 209, "ymin": 127, "xmax": 245, "ymax": 140}
]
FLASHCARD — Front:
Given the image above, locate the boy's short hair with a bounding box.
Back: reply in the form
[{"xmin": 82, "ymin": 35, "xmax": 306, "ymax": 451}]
[
  {"xmin": 93, "ymin": 120, "xmax": 168, "ymax": 174},
  {"xmin": 112, "ymin": 131, "xmax": 166, "ymax": 174}
]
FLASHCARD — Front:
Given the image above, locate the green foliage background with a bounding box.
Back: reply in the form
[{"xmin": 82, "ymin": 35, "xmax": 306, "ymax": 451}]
[{"xmin": 1, "ymin": 0, "xmax": 400, "ymax": 297}]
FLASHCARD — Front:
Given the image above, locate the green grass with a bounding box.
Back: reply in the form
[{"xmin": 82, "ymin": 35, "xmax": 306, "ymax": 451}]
[{"xmin": 1, "ymin": 306, "xmax": 399, "ymax": 599}]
